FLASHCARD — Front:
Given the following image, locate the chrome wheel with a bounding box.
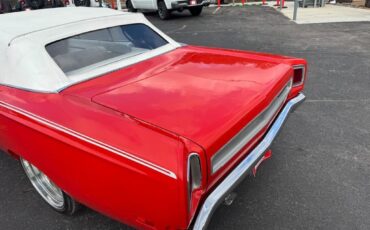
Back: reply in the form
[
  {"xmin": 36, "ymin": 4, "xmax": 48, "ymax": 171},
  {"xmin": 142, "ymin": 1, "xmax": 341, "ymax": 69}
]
[{"xmin": 20, "ymin": 158, "xmax": 65, "ymax": 211}]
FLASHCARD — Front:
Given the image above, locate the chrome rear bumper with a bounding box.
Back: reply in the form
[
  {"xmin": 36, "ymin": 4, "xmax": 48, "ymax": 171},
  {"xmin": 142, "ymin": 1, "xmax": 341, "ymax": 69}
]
[
  {"xmin": 192, "ymin": 93, "xmax": 306, "ymax": 230},
  {"xmin": 171, "ymin": 0, "xmax": 210, "ymax": 9}
]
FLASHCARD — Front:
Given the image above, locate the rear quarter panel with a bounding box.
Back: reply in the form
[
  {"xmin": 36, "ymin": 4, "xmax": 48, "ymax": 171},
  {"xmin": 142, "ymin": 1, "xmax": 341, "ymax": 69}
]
[{"xmin": 0, "ymin": 86, "xmax": 190, "ymax": 229}]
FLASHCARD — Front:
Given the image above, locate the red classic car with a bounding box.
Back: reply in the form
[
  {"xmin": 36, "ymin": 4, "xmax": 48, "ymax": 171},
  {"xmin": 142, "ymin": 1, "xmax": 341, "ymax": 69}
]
[{"xmin": 0, "ymin": 8, "xmax": 306, "ymax": 230}]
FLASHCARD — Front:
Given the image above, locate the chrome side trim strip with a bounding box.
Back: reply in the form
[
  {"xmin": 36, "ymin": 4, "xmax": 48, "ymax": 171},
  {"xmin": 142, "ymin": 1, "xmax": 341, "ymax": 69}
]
[
  {"xmin": 0, "ymin": 101, "xmax": 177, "ymax": 179},
  {"xmin": 193, "ymin": 93, "xmax": 305, "ymax": 230}
]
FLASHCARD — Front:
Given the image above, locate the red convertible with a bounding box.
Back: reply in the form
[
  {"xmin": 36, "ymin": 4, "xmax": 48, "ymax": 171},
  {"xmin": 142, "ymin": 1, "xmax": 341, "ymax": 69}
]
[{"xmin": 0, "ymin": 8, "xmax": 306, "ymax": 230}]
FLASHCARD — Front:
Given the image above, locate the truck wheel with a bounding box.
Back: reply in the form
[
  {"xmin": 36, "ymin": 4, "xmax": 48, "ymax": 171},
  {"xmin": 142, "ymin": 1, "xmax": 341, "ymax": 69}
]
[
  {"xmin": 189, "ymin": 6, "xmax": 203, "ymax": 16},
  {"xmin": 158, "ymin": 1, "xmax": 171, "ymax": 20},
  {"xmin": 126, "ymin": 0, "xmax": 137, "ymax": 12},
  {"xmin": 20, "ymin": 158, "xmax": 81, "ymax": 215}
]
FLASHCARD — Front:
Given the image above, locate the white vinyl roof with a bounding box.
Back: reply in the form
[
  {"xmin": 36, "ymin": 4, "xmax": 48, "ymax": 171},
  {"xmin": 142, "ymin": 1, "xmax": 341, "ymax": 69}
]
[{"xmin": 0, "ymin": 8, "xmax": 180, "ymax": 92}]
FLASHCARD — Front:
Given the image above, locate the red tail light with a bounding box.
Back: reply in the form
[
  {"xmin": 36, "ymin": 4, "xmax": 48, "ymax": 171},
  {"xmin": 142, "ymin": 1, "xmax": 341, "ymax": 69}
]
[
  {"xmin": 293, "ymin": 65, "xmax": 305, "ymax": 86},
  {"xmin": 187, "ymin": 153, "xmax": 203, "ymax": 218}
]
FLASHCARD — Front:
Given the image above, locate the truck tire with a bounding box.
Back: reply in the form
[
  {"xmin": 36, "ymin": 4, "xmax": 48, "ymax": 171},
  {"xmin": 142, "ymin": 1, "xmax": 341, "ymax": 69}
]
[
  {"xmin": 189, "ymin": 6, "xmax": 203, "ymax": 16},
  {"xmin": 126, "ymin": 0, "xmax": 137, "ymax": 12},
  {"xmin": 158, "ymin": 1, "xmax": 171, "ymax": 20}
]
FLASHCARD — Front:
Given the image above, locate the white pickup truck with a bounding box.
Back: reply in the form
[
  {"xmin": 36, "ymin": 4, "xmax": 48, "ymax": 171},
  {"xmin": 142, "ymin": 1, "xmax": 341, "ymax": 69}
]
[{"xmin": 126, "ymin": 0, "xmax": 210, "ymax": 19}]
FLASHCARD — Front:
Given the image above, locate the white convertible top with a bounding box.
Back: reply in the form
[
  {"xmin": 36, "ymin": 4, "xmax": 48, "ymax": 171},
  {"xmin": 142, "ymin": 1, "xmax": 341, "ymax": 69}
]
[
  {"xmin": 0, "ymin": 8, "xmax": 179, "ymax": 92},
  {"xmin": 0, "ymin": 7, "xmax": 123, "ymax": 39}
]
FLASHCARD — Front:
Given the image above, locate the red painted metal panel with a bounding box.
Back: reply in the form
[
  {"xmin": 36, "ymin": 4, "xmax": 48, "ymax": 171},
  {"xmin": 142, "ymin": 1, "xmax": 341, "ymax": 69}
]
[{"xmin": 0, "ymin": 45, "xmax": 306, "ymax": 229}]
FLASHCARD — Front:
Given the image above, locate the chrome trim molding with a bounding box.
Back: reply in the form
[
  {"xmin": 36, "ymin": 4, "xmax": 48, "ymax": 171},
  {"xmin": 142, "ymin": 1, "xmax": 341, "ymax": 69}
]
[
  {"xmin": 211, "ymin": 79, "xmax": 292, "ymax": 173},
  {"xmin": 0, "ymin": 101, "xmax": 177, "ymax": 179},
  {"xmin": 193, "ymin": 93, "xmax": 305, "ymax": 230}
]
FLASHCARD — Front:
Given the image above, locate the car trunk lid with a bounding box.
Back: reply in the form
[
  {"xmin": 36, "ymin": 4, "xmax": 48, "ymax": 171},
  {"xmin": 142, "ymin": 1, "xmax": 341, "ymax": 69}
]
[{"xmin": 91, "ymin": 51, "xmax": 293, "ymax": 167}]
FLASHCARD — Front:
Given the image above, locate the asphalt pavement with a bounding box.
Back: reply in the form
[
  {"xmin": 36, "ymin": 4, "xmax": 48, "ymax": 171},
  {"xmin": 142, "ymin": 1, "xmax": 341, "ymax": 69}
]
[{"xmin": 1, "ymin": 6, "xmax": 369, "ymax": 230}]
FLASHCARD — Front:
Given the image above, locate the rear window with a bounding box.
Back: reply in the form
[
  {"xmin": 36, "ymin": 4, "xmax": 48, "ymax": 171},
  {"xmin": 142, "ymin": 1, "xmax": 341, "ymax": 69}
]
[{"xmin": 46, "ymin": 24, "xmax": 168, "ymax": 75}]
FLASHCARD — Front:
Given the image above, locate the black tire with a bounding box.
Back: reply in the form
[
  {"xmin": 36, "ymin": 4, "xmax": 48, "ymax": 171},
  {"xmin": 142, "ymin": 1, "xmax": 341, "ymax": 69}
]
[
  {"xmin": 157, "ymin": 0, "xmax": 171, "ymax": 20},
  {"xmin": 20, "ymin": 158, "xmax": 81, "ymax": 215},
  {"xmin": 53, "ymin": 0, "xmax": 65, "ymax": 7},
  {"xmin": 62, "ymin": 193, "xmax": 81, "ymax": 215},
  {"xmin": 126, "ymin": 0, "xmax": 137, "ymax": 12},
  {"xmin": 74, "ymin": 0, "xmax": 90, "ymax": 6},
  {"xmin": 43, "ymin": 0, "xmax": 61, "ymax": 8},
  {"xmin": 27, "ymin": 0, "xmax": 44, "ymax": 9},
  {"xmin": 0, "ymin": 0, "xmax": 12, "ymax": 13},
  {"xmin": 189, "ymin": 6, "xmax": 202, "ymax": 16}
]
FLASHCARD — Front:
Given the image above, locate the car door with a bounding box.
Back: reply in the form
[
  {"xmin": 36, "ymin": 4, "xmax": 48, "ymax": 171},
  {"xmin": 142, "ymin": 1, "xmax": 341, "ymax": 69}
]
[{"xmin": 131, "ymin": 0, "xmax": 155, "ymax": 9}]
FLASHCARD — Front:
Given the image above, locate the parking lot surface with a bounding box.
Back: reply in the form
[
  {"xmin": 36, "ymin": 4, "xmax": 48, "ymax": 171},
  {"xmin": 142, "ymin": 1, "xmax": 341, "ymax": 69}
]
[
  {"xmin": 1, "ymin": 6, "xmax": 369, "ymax": 230},
  {"xmin": 276, "ymin": 2, "xmax": 370, "ymax": 24}
]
